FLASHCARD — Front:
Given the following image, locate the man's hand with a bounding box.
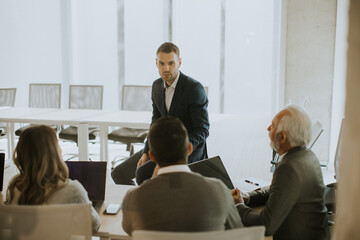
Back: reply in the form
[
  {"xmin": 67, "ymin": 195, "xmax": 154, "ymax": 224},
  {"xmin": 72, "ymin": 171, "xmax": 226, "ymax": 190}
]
[
  {"xmin": 240, "ymin": 190, "xmax": 249, "ymax": 203},
  {"xmin": 231, "ymin": 188, "xmax": 249, "ymax": 205},
  {"xmin": 137, "ymin": 153, "xmax": 149, "ymax": 168}
]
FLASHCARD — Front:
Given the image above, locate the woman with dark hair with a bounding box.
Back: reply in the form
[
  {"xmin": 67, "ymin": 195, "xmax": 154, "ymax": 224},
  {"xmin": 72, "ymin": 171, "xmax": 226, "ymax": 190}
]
[{"xmin": 6, "ymin": 125, "xmax": 100, "ymax": 232}]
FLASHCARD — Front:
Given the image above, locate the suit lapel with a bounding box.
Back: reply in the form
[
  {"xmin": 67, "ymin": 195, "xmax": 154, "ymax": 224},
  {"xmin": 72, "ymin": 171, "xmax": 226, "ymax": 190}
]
[
  {"xmin": 168, "ymin": 72, "xmax": 185, "ymax": 116},
  {"xmin": 156, "ymin": 81, "xmax": 167, "ymax": 116}
]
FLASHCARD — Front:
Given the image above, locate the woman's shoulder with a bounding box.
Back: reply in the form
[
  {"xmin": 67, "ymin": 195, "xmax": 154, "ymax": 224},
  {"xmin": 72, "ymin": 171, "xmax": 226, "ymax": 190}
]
[{"xmin": 47, "ymin": 179, "xmax": 91, "ymax": 204}]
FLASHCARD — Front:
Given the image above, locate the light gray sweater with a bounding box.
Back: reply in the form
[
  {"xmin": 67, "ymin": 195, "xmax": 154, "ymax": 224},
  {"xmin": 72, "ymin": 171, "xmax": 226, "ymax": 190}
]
[{"xmin": 6, "ymin": 179, "xmax": 101, "ymax": 232}]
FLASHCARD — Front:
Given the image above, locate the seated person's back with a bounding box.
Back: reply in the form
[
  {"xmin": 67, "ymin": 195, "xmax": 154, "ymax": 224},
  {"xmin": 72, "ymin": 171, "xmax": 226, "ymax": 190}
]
[
  {"xmin": 5, "ymin": 125, "xmax": 100, "ymax": 232},
  {"xmin": 122, "ymin": 117, "xmax": 242, "ymax": 235}
]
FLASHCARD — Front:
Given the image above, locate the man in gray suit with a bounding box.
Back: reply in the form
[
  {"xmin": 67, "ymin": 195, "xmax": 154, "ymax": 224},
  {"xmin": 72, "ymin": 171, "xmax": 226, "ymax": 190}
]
[
  {"xmin": 122, "ymin": 117, "xmax": 242, "ymax": 235},
  {"xmin": 232, "ymin": 105, "xmax": 329, "ymax": 240}
]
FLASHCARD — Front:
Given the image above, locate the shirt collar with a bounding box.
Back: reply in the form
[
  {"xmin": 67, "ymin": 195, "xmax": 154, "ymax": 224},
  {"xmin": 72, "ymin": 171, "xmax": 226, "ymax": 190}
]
[
  {"xmin": 157, "ymin": 164, "xmax": 191, "ymax": 175},
  {"xmin": 277, "ymin": 152, "xmax": 287, "ymax": 163},
  {"xmin": 163, "ymin": 71, "xmax": 180, "ymax": 89}
]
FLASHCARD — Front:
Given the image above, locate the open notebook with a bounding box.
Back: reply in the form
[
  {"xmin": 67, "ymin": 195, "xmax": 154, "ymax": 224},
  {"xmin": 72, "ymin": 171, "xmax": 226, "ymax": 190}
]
[{"xmin": 188, "ymin": 156, "xmax": 270, "ymax": 192}]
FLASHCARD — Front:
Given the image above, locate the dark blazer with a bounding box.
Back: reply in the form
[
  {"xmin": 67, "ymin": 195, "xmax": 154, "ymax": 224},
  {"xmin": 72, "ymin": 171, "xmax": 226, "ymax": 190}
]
[
  {"xmin": 237, "ymin": 147, "xmax": 329, "ymax": 240},
  {"xmin": 143, "ymin": 72, "xmax": 209, "ymax": 163},
  {"xmin": 122, "ymin": 171, "xmax": 243, "ymax": 235}
]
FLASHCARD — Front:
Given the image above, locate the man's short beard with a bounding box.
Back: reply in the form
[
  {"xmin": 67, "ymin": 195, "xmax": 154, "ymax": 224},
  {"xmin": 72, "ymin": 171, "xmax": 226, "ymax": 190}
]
[{"xmin": 270, "ymin": 139, "xmax": 280, "ymax": 152}]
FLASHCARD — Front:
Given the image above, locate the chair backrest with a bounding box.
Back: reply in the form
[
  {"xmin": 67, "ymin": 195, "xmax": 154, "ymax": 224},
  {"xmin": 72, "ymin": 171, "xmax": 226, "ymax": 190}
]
[
  {"xmin": 0, "ymin": 204, "xmax": 92, "ymax": 240},
  {"xmin": 307, "ymin": 120, "xmax": 324, "ymax": 149},
  {"xmin": 132, "ymin": 226, "xmax": 265, "ymax": 240},
  {"xmin": 69, "ymin": 85, "xmax": 103, "ymax": 110},
  {"xmin": 29, "ymin": 83, "xmax": 61, "ymax": 108},
  {"xmin": 204, "ymin": 86, "xmax": 209, "ymax": 97},
  {"xmin": 121, "ymin": 85, "xmax": 207, "ymax": 111},
  {"xmin": 287, "ymin": 95, "xmax": 308, "ymax": 108},
  {"xmin": 122, "ymin": 85, "xmax": 152, "ymax": 111},
  {"xmin": 0, "ymin": 88, "xmax": 16, "ymax": 107}
]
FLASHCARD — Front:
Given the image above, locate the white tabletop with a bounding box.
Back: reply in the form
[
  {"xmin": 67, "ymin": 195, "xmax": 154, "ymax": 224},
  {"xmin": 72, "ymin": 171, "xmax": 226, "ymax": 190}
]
[{"xmin": 0, "ymin": 107, "xmax": 152, "ymax": 163}]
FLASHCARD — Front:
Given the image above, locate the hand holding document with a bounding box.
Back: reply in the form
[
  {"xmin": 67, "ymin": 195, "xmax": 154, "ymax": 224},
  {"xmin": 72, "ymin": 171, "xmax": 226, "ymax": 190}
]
[
  {"xmin": 233, "ymin": 177, "xmax": 270, "ymax": 193},
  {"xmin": 231, "ymin": 188, "xmax": 243, "ymax": 204}
]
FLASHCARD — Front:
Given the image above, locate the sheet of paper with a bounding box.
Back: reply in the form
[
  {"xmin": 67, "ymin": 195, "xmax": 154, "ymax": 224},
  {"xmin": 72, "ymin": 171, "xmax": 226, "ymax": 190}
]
[{"xmin": 233, "ymin": 178, "xmax": 271, "ymax": 193}]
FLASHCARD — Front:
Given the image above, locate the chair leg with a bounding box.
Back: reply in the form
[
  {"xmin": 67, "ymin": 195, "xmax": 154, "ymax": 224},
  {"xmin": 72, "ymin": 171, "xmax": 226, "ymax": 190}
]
[{"xmin": 130, "ymin": 145, "xmax": 134, "ymax": 156}]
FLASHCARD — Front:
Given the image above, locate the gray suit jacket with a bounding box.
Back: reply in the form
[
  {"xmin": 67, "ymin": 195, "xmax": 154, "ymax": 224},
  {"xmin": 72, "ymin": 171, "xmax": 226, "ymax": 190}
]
[
  {"xmin": 122, "ymin": 171, "xmax": 243, "ymax": 235},
  {"xmin": 237, "ymin": 147, "xmax": 329, "ymax": 240}
]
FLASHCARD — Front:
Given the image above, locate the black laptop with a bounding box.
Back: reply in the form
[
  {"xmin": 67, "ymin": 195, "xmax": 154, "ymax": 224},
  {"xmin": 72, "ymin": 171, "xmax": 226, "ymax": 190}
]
[
  {"xmin": 0, "ymin": 153, "xmax": 4, "ymax": 192},
  {"xmin": 65, "ymin": 161, "xmax": 107, "ymax": 208},
  {"xmin": 188, "ymin": 156, "xmax": 234, "ymax": 190}
]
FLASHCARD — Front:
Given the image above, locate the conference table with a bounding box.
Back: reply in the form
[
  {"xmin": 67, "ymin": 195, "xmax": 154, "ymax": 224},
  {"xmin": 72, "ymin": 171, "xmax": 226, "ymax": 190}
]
[
  {"xmin": 0, "ymin": 107, "xmax": 152, "ymax": 163},
  {"xmin": 1, "ymin": 164, "xmax": 272, "ymax": 240},
  {"xmin": 0, "ymin": 107, "xmax": 231, "ymax": 165}
]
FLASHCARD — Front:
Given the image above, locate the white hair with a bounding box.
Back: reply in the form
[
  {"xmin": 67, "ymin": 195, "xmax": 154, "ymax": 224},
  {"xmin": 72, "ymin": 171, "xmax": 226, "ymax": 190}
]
[{"xmin": 276, "ymin": 105, "xmax": 312, "ymax": 147}]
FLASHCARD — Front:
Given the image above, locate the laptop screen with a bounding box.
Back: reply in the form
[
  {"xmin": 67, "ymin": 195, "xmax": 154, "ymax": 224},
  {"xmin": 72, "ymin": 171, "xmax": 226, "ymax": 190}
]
[
  {"xmin": 65, "ymin": 161, "xmax": 107, "ymax": 201},
  {"xmin": 0, "ymin": 153, "xmax": 4, "ymax": 192},
  {"xmin": 188, "ymin": 156, "xmax": 234, "ymax": 190}
]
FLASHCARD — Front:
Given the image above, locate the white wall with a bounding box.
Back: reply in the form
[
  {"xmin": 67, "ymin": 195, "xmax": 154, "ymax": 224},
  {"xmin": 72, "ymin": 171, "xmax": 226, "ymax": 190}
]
[
  {"xmin": 328, "ymin": 0, "xmax": 348, "ymax": 170},
  {"xmin": 0, "ymin": 0, "xmax": 63, "ymax": 107},
  {"xmin": 173, "ymin": 0, "xmax": 222, "ymax": 114},
  {"xmin": 71, "ymin": 0, "xmax": 118, "ymax": 110},
  {"xmin": 285, "ymin": 0, "xmax": 337, "ymax": 164},
  {"xmin": 124, "ymin": 0, "xmax": 165, "ymax": 86},
  {"xmin": 0, "ymin": 0, "xmax": 119, "ymax": 110}
]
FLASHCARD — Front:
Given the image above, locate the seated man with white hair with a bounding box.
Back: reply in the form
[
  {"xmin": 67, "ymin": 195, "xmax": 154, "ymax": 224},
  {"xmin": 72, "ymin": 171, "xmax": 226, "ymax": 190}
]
[{"xmin": 232, "ymin": 105, "xmax": 329, "ymax": 240}]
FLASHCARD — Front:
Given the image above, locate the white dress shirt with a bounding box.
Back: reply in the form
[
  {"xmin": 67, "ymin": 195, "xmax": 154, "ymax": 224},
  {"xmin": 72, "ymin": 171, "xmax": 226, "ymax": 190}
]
[
  {"xmin": 277, "ymin": 152, "xmax": 287, "ymax": 164},
  {"xmin": 163, "ymin": 71, "xmax": 180, "ymax": 112},
  {"xmin": 157, "ymin": 164, "xmax": 191, "ymax": 175}
]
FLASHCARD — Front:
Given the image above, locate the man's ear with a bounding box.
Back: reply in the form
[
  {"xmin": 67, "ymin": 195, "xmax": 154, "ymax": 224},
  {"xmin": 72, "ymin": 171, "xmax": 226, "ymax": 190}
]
[
  {"xmin": 148, "ymin": 150, "xmax": 156, "ymax": 162},
  {"xmin": 178, "ymin": 57, "xmax": 182, "ymax": 68},
  {"xmin": 187, "ymin": 143, "xmax": 193, "ymax": 156},
  {"xmin": 278, "ymin": 131, "xmax": 287, "ymax": 144}
]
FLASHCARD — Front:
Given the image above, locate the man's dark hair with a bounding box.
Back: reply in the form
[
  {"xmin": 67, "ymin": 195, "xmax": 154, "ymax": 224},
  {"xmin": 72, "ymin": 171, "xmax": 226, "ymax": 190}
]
[
  {"xmin": 156, "ymin": 42, "xmax": 180, "ymax": 58},
  {"xmin": 148, "ymin": 117, "xmax": 188, "ymax": 167}
]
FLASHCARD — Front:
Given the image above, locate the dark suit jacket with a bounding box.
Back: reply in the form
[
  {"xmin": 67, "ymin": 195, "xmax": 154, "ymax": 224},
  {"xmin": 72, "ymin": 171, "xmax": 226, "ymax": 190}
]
[
  {"xmin": 237, "ymin": 147, "xmax": 329, "ymax": 240},
  {"xmin": 122, "ymin": 171, "xmax": 243, "ymax": 235},
  {"xmin": 143, "ymin": 72, "xmax": 209, "ymax": 163}
]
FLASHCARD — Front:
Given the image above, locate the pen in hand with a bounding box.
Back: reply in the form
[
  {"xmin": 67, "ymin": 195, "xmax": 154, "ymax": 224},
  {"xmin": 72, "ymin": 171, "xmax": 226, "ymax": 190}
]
[{"xmin": 245, "ymin": 179, "xmax": 259, "ymax": 186}]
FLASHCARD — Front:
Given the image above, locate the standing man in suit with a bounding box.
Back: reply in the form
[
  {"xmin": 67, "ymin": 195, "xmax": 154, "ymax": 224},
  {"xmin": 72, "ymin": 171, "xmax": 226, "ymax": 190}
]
[
  {"xmin": 122, "ymin": 117, "xmax": 242, "ymax": 235},
  {"xmin": 232, "ymin": 105, "xmax": 329, "ymax": 240},
  {"xmin": 112, "ymin": 42, "xmax": 209, "ymax": 185}
]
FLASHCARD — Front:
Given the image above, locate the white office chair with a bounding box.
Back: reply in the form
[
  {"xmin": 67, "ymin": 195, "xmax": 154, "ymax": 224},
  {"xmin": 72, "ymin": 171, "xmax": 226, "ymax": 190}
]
[
  {"xmin": 132, "ymin": 226, "xmax": 265, "ymax": 240},
  {"xmin": 15, "ymin": 83, "xmax": 61, "ymax": 136},
  {"xmin": 59, "ymin": 85, "xmax": 103, "ymax": 144},
  {"xmin": 287, "ymin": 95, "xmax": 308, "ymax": 109},
  {"xmin": 0, "ymin": 88, "xmax": 16, "ymax": 136},
  {"xmin": 0, "ymin": 88, "xmax": 16, "ymax": 107},
  {"xmin": 28, "ymin": 83, "xmax": 61, "ymax": 108},
  {"xmin": 108, "ymin": 85, "xmax": 152, "ymax": 167},
  {"xmin": 0, "ymin": 204, "xmax": 92, "ymax": 240},
  {"xmin": 307, "ymin": 120, "xmax": 324, "ymax": 149}
]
